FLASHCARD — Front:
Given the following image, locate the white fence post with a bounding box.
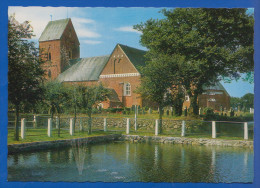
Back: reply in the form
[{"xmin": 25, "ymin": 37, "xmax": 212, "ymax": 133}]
[
  {"xmin": 181, "ymin": 120, "xmax": 186, "ymax": 137},
  {"xmin": 21, "ymin": 118, "xmax": 26, "ymax": 139},
  {"xmin": 48, "ymin": 118, "xmax": 52, "ymax": 137},
  {"xmin": 155, "ymin": 119, "xmax": 159, "ymax": 136},
  {"xmin": 212, "ymin": 121, "xmax": 216, "ymax": 138},
  {"xmin": 134, "ymin": 105, "xmax": 137, "ymax": 131},
  {"xmin": 104, "ymin": 118, "xmax": 107, "ymax": 132},
  {"xmin": 244, "ymin": 122, "xmax": 248, "ymax": 140},
  {"xmin": 126, "ymin": 118, "xmax": 130, "ymax": 134},
  {"xmin": 70, "ymin": 118, "xmax": 74, "ymax": 136},
  {"xmin": 56, "ymin": 116, "xmax": 59, "ymax": 129},
  {"xmin": 33, "ymin": 115, "xmax": 37, "ymax": 128}
]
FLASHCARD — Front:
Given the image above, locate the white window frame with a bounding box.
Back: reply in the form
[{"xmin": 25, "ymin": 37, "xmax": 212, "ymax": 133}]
[
  {"xmin": 124, "ymin": 82, "xmax": 131, "ymax": 96},
  {"xmin": 185, "ymin": 95, "xmax": 189, "ymax": 101},
  {"xmin": 97, "ymin": 103, "xmax": 103, "ymax": 109}
]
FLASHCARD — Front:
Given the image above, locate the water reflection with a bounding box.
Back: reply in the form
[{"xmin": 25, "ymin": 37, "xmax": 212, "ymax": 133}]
[
  {"xmin": 8, "ymin": 142, "xmax": 253, "ymax": 182},
  {"xmin": 126, "ymin": 142, "xmax": 129, "ymax": 164},
  {"xmin": 71, "ymin": 141, "xmax": 87, "ymax": 175},
  {"xmin": 154, "ymin": 144, "xmax": 159, "ymax": 167},
  {"xmin": 244, "ymin": 150, "xmax": 248, "ymax": 166}
]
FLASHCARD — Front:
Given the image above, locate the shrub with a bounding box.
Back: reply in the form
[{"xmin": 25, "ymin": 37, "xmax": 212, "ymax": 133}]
[
  {"xmin": 202, "ymin": 113, "xmax": 253, "ymax": 122},
  {"xmin": 123, "ymin": 107, "xmax": 131, "ymax": 115},
  {"xmin": 107, "ymin": 107, "xmax": 123, "ymax": 113},
  {"xmin": 230, "ymin": 108, "xmax": 235, "ymax": 117},
  {"xmin": 203, "ymin": 107, "xmax": 214, "ymax": 115}
]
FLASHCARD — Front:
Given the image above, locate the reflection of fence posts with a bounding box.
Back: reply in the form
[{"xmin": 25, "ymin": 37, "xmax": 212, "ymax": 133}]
[
  {"xmin": 48, "ymin": 118, "xmax": 52, "ymax": 137},
  {"xmin": 21, "ymin": 118, "xmax": 26, "ymax": 139},
  {"xmin": 134, "ymin": 105, "xmax": 138, "ymax": 131},
  {"xmin": 33, "ymin": 115, "xmax": 38, "ymax": 128},
  {"xmin": 126, "ymin": 118, "xmax": 130, "ymax": 134},
  {"xmin": 56, "ymin": 116, "xmax": 59, "ymax": 129},
  {"xmin": 244, "ymin": 122, "xmax": 248, "ymax": 140},
  {"xmin": 155, "ymin": 119, "xmax": 159, "ymax": 136},
  {"xmin": 70, "ymin": 118, "xmax": 74, "ymax": 136},
  {"xmin": 104, "ymin": 118, "xmax": 107, "ymax": 132},
  {"xmin": 212, "ymin": 121, "xmax": 216, "ymax": 138},
  {"xmin": 181, "ymin": 121, "xmax": 186, "ymax": 137}
]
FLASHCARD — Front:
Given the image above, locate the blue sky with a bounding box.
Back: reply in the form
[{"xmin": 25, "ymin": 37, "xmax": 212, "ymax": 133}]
[{"xmin": 8, "ymin": 7, "xmax": 254, "ymax": 98}]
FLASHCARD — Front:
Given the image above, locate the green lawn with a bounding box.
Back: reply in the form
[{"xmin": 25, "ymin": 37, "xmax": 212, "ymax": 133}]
[
  {"xmin": 8, "ymin": 129, "xmax": 113, "ymax": 145},
  {"xmin": 8, "ymin": 127, "xmax": 253, "ymax": 145}
]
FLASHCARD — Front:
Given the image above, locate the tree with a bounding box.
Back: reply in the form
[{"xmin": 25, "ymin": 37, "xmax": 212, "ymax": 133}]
[
  {"xmin": 77, "ymin": 84, "xmax": 110, "ymax": 134},
  {"xmin": 43, "ymin": 81, "xmax": 70, "ymax": 136},
  {"xmin": 230, "ymin": 97, "xmax": 242, "ymax": 110},
  {"xmin": 134, "ymin": 8, "xmax": 254, "ymax": 115},
  {"xmin": 8, "ymin": 15, "xmax": 45, "ymax": 140},
  {"xmin": 241, "ymin": 93, "xmax": 254, "ymax": 111},
  {"xmin": 136, "ymin": 54, "xmax": 181, "ymax": 132},
  {"xmin": 171, "ymin": 85, "xmax": 185, "ymax": 116},
  {"xmin": 65, "ymin": 84, "xmax": 82, "ymax": 132},
  {"xmin": 230, "ymin": 93, "xmax": 254, "ymax": 111}
]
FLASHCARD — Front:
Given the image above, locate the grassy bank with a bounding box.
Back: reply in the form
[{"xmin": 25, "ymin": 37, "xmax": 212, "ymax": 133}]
[
  {"xmin": 8, "ymin": 128, "xmax": 253, "ymax": 145},
  {"xmin": 8, "ymin": 129, "xmax": 113, "ymax": 145}
]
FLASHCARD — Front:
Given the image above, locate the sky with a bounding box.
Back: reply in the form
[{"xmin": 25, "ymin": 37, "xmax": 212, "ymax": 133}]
[{"xmin": 8, "ymin": 7, "xmax": 254, "ymax": 98}]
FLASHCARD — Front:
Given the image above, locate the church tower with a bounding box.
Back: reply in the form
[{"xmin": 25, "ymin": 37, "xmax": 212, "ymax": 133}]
[{"xmin": 39, "ymin": 18, "xmax": 80, "ymax": 80}]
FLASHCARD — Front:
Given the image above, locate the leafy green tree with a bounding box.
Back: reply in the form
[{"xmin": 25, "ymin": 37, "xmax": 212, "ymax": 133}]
[
  {"xmin": 43, "ymin": 81, "xmax": 70, "ymax": 136},
  {"xmin": 136, "ymin": 55, "xmax": 181, "ymax": 132},
  {"xmin": 171, "ymin": 85, "xmax": 185, "ymax": 116},
  {"xmin": 230, "ymin": 97, "xmax": 242, "ymax": 110},
  {"xmin": 65, "ymin": 84, "xmax": 82, "ymax": 132},
  {"xmin": 77, "ymin": 84, "xmax": 110, "ymax": 134},
  {"xmin": 134, "ymin": 8, "xmax": 254, "ymax": 115},
  {"xmin": 8, "ymin": 15, "xmax": 45, "ymax": 140},
  {"xmin": 241, "ymin": 93, "xmax": 254, "ymax": 111}
]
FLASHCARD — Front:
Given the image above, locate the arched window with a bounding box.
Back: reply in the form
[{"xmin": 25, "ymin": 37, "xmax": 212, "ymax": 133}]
[
  {"xmin": 69, "ymin": 50, "xmax": 72, "ymax": 59},
  {"xmin": 48, "ymin": 70, "xmax": 51, "ymax": 78},
  {"xmin": 48, "ymin": 53, "xmax": 51, "ymax": 61},
  {"xmin": 124, "ymin": 83, "xmax": 131, "ymax": 96}
]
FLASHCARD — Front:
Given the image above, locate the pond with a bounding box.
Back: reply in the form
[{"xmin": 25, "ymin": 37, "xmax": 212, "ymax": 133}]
[{"xmin": 8, "ymin": 141, "xmax": 253, "ymax": 183}]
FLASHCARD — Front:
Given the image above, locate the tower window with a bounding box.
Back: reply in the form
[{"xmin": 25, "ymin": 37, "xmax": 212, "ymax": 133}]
[
  {"xmin": 48, "ymin": 53, "xmax": 51, "ymax": 61},
  {"xmin": 69, "ymin": 51, "xmax": 72, "ymax": 59},
  {"xmin": 48, "ymin": 70, "xmax": 51, "ymax": 78},
  {"xmin": 185, "ymin": 95, "xmax": 189, "ymax": 101},
  {"xmin": 124, "ymin": 83, "xmax": 131, "ymax": 96}
]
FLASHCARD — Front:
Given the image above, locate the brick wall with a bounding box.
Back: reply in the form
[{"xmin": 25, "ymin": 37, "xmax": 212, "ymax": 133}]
[
  {"xmin": 40, "ymin": 19, "xmax": 80, "ymax": 80},
  {"xmin": 100, "ymin": 45, "xmax": 142, "ymax": 107},
  {"xmin": 39, "ymin": 40, "xmax": 61, "ymax": 80},
  {"xmin": 183, "ymin": 90, "xmax": 230, "ymax": 111}
]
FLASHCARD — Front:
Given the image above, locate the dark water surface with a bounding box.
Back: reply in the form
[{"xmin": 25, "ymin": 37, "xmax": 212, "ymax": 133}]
[{"xmin": 8, "ymin": 142, "xmax": 253, "ymax": 182}]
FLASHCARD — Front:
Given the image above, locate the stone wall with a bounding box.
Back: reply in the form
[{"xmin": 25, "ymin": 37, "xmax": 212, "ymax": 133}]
[
  {"xmin": 120, "ymin": 135, "xmax": 253, "ymax": 148},
  {"xmin": 8, "ymin": 134, "xmax": 253, "ymax": 154}
]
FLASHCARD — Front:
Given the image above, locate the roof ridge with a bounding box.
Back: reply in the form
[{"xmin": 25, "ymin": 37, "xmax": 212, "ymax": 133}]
[
  {"xmin": 50, "ymin": 18, "xmax": 70, "ymax": 22},
  {"xmin": 76, "ymin": 55, "xmax": 110, "ymax": 59},
  {"xmin": 118, "ymin": 43, "xmax": 146, "ymax": 52}
]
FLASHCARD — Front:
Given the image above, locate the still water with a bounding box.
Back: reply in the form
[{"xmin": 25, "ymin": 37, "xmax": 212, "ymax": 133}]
[{"xmin": 8, "ymin": 142, "xmax": 253, "ymax": 182}]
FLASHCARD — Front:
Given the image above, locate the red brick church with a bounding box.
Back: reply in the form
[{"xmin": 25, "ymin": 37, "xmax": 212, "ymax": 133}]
[{"xmin": 39, "ymin": 18, "xmax": 230, "ymax": 111}]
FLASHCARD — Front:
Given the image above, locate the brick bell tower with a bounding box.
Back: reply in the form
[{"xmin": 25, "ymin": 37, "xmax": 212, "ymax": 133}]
[{"xmin": 39, "ymin": 18, "xmax": 80, "ymax": 80}]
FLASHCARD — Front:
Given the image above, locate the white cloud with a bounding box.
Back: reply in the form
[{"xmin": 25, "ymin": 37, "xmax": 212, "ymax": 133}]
[
  {"xmin": 71, "ymin": 17, "xmax": 100, "ymax": 38},
  {"xmin": 71, "ymin": 17, "xmax": 95, "ymax": 24},
  {"xmin": 77, "ymin": 29, "xmax": 101, "ymax": 38},
  {"xmin": 82, "ymin": 40, "xmax": 102, "ymax": 45},
  {"xmin": 115, "ymin": 26, "xmax": 142, "ymax": 34},
  {"xmin": 8, "ymin": 7, "xmax": 101, "ymax": 40}
]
